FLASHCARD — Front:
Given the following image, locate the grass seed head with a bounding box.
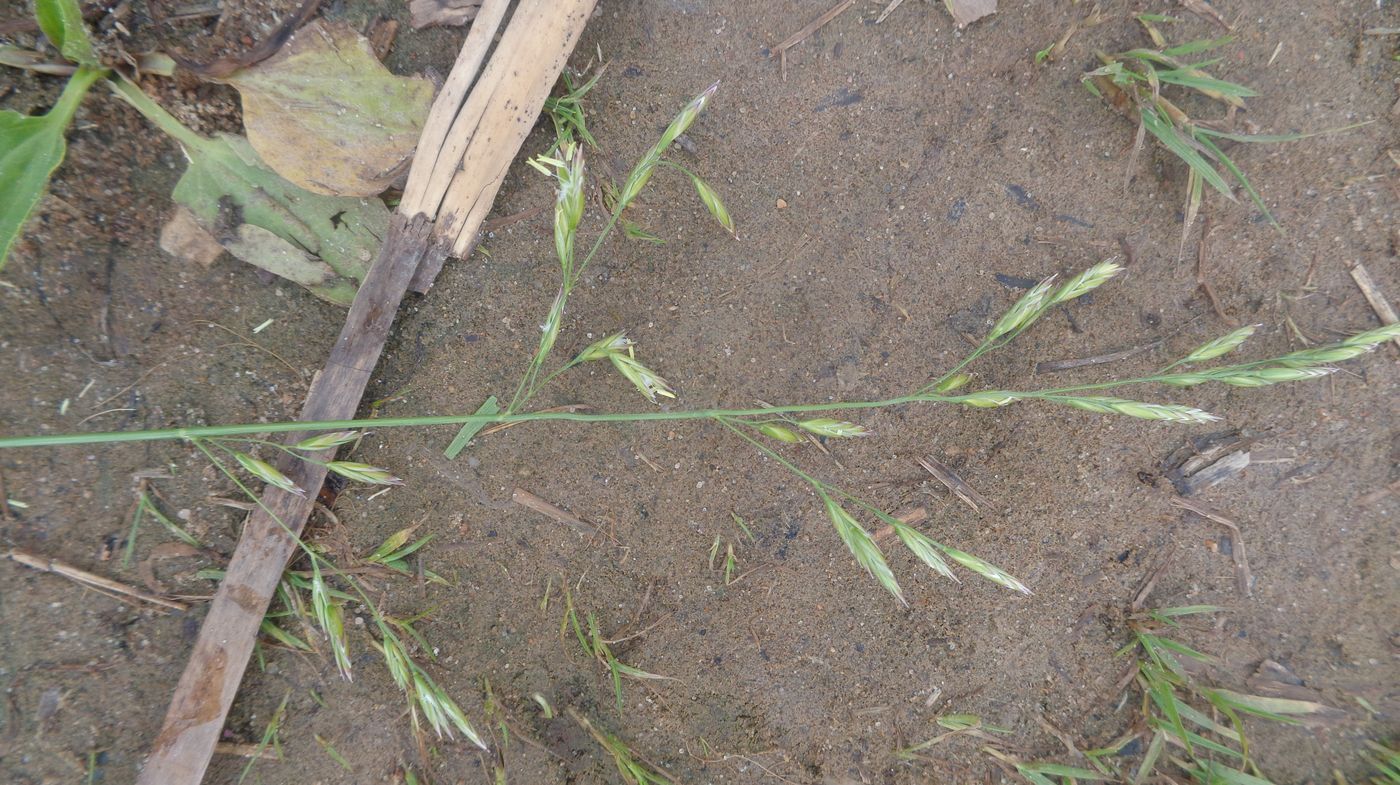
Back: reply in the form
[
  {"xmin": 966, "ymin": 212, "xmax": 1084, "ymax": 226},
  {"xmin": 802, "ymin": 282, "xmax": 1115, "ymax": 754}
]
[
  {"xmin": 609, "ymin": 353, "xmax": 675, "ymax": 403},
  {"xmin": 1177, "ymin": 324, "xmax": 1258, "ymax": 365},
  {"xmin": 1050, "ymin": 259, "xmax": 1124, "ymax": 305},
  {"xmin": 939, "ymin": 546, "xmax": 1031, "ymax": 595},
  {"xmin": 823, "ymin": 495, "xmax": 903, "ymax": 604},
  {"xmin": 294, "ymin": 431, "xmax": 361, "ymax": 451},
  {"xmin": 988, "ymin": 276, "xmax": 1056, "ymax": 341},
  {"xmin": 310, "ymin": 570, "xmax": 353, "ymax": 681},
  {"xmin": 1342, "ymin": 322, "xmax": 1400, "ymax": 348},
  {"xmin": 1058, "ymin": 395, "xmax": 1220, "ymax": 424},
  {"xmin": 757, "ymin": 423, "xmax": 803, "ymax": 443},
  {"xmin": 933, "ymin": 373, "xmax": 971, "ymax": 393},
  {"xmin": 326, "ymin": 461, "xmax": 404, "ymax": 486},
  {"xmin": 688, "ymin": 174, "xmax": 735, "ymax": 235},
  {"xmin": 890, "ymin": 522, "xmax": 957, "ymax": 582},
  {"xmin": 797, "ymin": 418, "xmax": 869, "ymax": 438},
  {"xmin": 233, "ymin": 452, "xmax": 304, "ymax": 497},
  {"xmin": 1210, "ymin": 366, "xmax": 1337, "ymax": 387},
  {"xmin": 553, "ymin": 143, "xmax": 586, "ymax": 270},
  {"xmin": 958, "ymin": 391, "xmax": 1022, "ymax": 408},
  {"xmin": 577, "ymin": 331, "xmax": 632, "ymax": 363},
  {"xmin": 617, "ymin": 82, "xmax": 720, "ymax": 210}
]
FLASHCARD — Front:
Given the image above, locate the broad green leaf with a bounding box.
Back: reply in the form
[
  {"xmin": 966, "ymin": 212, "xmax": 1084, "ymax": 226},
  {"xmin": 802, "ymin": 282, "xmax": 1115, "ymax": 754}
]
[
  {"xmin": 35, "ymin": 0, "xmax": 96, "ymax": 65},
  {"xmin": 172, "ymin": 134, "xmax": 387, "ymax": 304},
  {"xmin": 222, "ymin": 20, "xmax": 433, "ymax": 196},
  {"xmin": 112, "ymin": 74, "xmax": 388, "ymax": 304},
  {"xmin": 0, "ymin": 66, "xmax": 101, "ymax": 272}
]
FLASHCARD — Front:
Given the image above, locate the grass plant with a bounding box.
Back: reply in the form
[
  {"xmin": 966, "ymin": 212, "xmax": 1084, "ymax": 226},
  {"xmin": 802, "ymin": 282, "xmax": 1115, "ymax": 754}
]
[{"xmin": 1082, "ymin": 33, "xmax": 1364, "ymax": 257}]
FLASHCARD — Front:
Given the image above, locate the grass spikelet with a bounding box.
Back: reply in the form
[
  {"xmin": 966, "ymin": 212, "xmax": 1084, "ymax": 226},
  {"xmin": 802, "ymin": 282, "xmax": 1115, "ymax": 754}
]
[
  {"xmin": 939, "ymin": 545, "xmax": 1030, "ymax": 594},
  {"xmin": 552, "ymin": 143, "xmax": 586, "ymax": 273},
  {"xmin": 1207, "ymin": 366, "xmax": 1337, "ymax": 387},
  {"xmin": 687, "ymin": 172, "xmax": 734, "ymax": 235},
  {"xmin": 293, "ymin": 431, "xmax": 361, "ymax": 451},
  {"xmin": 326, "ymin": 461, "xmax": 404, "ymax": 486},
  {"xmin": 797, "ymin": 418, "xmax": 868, "ymax": 438},
  {"xmin": 957, "ymin": 391, "xmax": 1022, "ymax": 408},
  {"xmin": 577, "ymin": 331, "xmax": 632, "ymax": 363},
  {"xmin": 1165, "ymin": 324, "xmax": 1258, "ymax": 369},
  {"xmin": 609, "ymin": 352, "xmax": 676, "ymax": 403},
  {"xmin": 888, "ymin": 521, "xmax": 957, "ymax": 582},
  {"xmin": 989, "ymin": 275, "xmax": 1056, "ymax": 341},
  {"xmin": 1050, "ymin": 259, "xmax": 1123, "ymax": 305},
  {"xmin": 822, "ymin": 494, "xmax": 903, "ymax": 603},
  {"xmin": 233, "ymin": 452, "xmax": 304, "ymax": 497},
  {"xmin": 1052, "ymin": 395, "xmax": 1221, "ymax": 424},
  {"xmin": 617, "ymin": 81, "xmax": 719, "ymax": 210},
  {"xmin": 757, "ymin": 423, "xmax": 803, "ymax": 443},
  {"xmin": 310, "ymin": 565, "xmax": 352, "ymax": 681}
]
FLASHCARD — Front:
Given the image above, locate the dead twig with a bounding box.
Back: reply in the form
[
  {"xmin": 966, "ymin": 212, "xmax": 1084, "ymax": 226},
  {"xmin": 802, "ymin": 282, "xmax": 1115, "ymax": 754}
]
[
  {"xmin": 1346, "ymin": 262, "xmax": 1400, "ymax": 351},
  {"xmin": 917, "ymin": 456, "xmax": 990, "ymax": 513},
  {"xmin": 1035, "ymin": 340, "xmax": 1163, "ymax": 373},
  {"xmin": 769, "ymin": 0, "xmax": 856, "ymax": 81},
  {"xmin": 6, "ymin": 548, "xmax": 189, "ymax": 611},
  {"xmin": 1195, "ymin": 216, "xmax": 1234, "ymax": 325},
  {"xmin": 512, "ymin": 488, "xmax": 596, "ymax": 537},
  {"xmin": 1170, "ymin": 497, "xmax": 1253, "ymax": 597}
]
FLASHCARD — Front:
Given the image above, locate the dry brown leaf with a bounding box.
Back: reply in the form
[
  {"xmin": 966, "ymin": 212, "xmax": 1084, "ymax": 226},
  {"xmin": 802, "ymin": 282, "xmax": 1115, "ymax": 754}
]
[
  {"xmin": 223, "ymin": 19, "xmax": 433, "ymax": 196},
  {"xmin": 159, "ymin": 206, "xmax": 224, "ymax": 267},
  {"xmin": 944, "ymin": 0, "xmax": 996, "ymax": 28},
  {"xmin": 409, "ymin": 0, "xmax": 482, "ymax": 29}
]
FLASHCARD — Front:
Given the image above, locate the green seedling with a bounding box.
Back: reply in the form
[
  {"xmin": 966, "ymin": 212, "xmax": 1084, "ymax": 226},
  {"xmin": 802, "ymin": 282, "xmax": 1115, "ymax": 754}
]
[
  {"xmin": 569, "ymin": 708, "xmax": 677, "ymax": 785},
  {"xmin": 1083, "ymin": 35, "xmax": 1364, "ymax": 259},
  {"xmin": 237, "ymin": 691, "xmax": 289, "ymax": 784},
  {"xmin": 562, "ymin": 583, "xmax": 675, "ymax": 714},
  {"xmin": 895, "ymin": 713, "xmax": 1011, "ymax": 760},
  {"xmin": 544, "ymin": 65, "xmax": 605, "ymax": 148}
]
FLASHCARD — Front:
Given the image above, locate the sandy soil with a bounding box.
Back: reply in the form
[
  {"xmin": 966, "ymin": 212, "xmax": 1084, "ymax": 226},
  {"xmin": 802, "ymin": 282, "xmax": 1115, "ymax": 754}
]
[{"xmin": 1, "ymin": 1, "xmax": 1397, "ymax": 783}]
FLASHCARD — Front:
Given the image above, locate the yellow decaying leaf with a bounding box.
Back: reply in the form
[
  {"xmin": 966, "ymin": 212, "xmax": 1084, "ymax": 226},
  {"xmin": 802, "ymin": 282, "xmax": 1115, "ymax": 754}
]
[{"xmin": 223, "ymin": 20, "xmax": 434, "ymax": 197}]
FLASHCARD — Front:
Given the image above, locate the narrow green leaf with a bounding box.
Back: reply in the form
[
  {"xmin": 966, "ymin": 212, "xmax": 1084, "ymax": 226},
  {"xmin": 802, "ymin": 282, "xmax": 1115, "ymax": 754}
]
[
  {"xmin": 260, "ymin": 619, "xmax": 312, "ymax": 651},
  {"xmin": 1195, "ymin": 133, "xmax": 1277, "ymax": 228},
  {"xmin": 1161, "ymin": 36, "xmax": 1235, "ymax": 57},
  {"xmin": 1193, "ymin": 761, "xmax": 1276, "ymax": 785},
  {"xmin": 1138, "ymin": 105, "xmax": 1234, "ymax": 199},
  {"xmin": 444, "ymin": 396, "xmax": 500, "ymax": 459},
  {"xmin": 1020, "ymin": 762, "xmax": 1113, "ymax": 780}
]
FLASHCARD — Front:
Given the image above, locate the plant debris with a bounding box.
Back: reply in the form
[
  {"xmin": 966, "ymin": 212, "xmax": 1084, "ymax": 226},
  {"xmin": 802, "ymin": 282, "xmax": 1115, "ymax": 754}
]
[
  {"xmin": 409, "ymin": 0, "xmax": 482, "ymax": 29},
  {"xmin": 221, "ymin": 19, "xmax": 434, "ymax": 197}
]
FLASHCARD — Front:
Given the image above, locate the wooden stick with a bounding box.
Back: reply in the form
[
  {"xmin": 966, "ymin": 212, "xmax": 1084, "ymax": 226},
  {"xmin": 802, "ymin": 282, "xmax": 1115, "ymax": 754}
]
[
  {"xmin": 1347, "ymin": 261, "xmax": 1400, "ymax": 351},
  {"xmin": 137, "ymin": 2, "xmax": 598, "ymax": 781},
  {"xmin": 6, "ymin": 548, "xmax": 189, "ymax": 611},
  {"xmin": 137, "ymin": 214, "xmax": 439, "ymax": 785}
]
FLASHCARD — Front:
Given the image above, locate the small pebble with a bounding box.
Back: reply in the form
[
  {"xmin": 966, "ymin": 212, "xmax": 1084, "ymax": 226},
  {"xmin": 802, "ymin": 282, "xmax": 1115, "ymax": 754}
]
[{"xmin": 776, "ymin": 198, "xmax": 788, "ymax": 209}]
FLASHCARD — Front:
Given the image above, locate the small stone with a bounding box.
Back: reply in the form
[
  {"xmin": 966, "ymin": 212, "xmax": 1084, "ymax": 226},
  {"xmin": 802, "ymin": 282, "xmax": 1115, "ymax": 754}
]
[{"xmin": 776, "ymin": 198, "xmax": 788, "ymax": 209}]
